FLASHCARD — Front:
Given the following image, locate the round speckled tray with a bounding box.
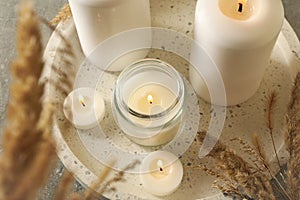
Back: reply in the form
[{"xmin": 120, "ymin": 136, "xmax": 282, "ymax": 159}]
[{"xmin": 43, "ymin": 1, "xmax": 300, "ymax": 200}]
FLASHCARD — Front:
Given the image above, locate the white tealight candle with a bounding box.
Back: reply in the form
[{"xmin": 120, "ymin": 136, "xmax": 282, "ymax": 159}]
[
  {"xmin": 63, "ymin": 87, "xmax": 105, "ymax": 129},
  {"xmin": 140, "ymin": 151, "xmax": 183, "ymax": 196},
  {"xmin": 190, "ymin": 0, "xmax": 284, "ymax": 106}
]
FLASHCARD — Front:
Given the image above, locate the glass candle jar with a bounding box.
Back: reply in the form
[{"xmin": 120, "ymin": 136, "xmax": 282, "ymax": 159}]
[
  {"xmin": 68, "ymin": 0, "xmax": 151, "ymax": 71},
  {"xmin": 113, "ymin": 59, "xmax": 186, "ymax": 146}
]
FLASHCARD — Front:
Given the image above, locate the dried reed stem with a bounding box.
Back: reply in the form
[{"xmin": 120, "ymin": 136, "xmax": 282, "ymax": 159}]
[
  {"xmin": 54, "ymin": 170, "xmax": 74, "ymax": 200},
  {"xmin": 97, "ymin": 160, "xmax": 140, "ymax": 195},
  {"xmin": 286, "ymin": 72, "xmax": 300, "ymax": 199},
  {"xmin": 266, "ymin": 92, "xmax": 282, "ymax": 170},
  {"xmin": 84, "ymin": 160, "xmax": 116, "ymax": 200},
  {"xmin": 252, "ymin": 134, "xmax": 291, "ymax": 200}
]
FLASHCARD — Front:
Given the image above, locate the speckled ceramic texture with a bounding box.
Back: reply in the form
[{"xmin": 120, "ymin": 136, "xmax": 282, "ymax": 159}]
[{"xmin": 43, "ymin": 0, "xmax": 300, "ymax": 199}]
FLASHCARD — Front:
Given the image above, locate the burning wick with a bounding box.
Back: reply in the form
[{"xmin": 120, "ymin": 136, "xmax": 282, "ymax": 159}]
[
  {"xmin": 147, "ymin": 95, "xmax": 153, "ymax": 105},
  {"xmin": 79, "ymin": 95, "xmax": 86, "ymax": 107},
  {"xmin": 238, "ymin": 3, "xmax": 243, "ymax": 13},
  {"xmin": 157, "ymin": 160, "xmax": 164, "ymax": 172}
]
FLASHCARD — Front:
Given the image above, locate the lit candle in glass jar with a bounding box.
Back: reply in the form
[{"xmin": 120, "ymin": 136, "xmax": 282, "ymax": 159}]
[
  {"xmin": 113, "ymin": 59, "xmax": 186, "ymax": 146},
  {"xmin": 128, "ymin": 84, "xmax": 176, "ymax": 122},
  {"xmin": 63, "ymin": 87, "xmax": 105, "ymax": 129},
  {"xmin": 140, "ymin": 151, "xmax": 183, "ymax": 196}
]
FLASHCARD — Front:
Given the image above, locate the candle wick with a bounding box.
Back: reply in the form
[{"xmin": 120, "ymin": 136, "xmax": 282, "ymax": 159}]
[
  {"xmin": 238, "ymin": 3, "xmax": 243, "ymax": 13},
  {"xmin": 159, "ymin": 167, "xmax": 163, "ymax": 172},
  {"xmin": 80, "ymin": 100, "xmax": 86, "ymax": 107}
]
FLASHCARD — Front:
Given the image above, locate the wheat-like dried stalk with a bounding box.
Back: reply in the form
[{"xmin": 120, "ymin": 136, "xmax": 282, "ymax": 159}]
[
  {"xmin": 83, "ymin": 160, "xmax": 116, "ymax": 200},
  {"xmin": 252, "ymin": 134, "xmax": 291, "ymax": 200},
  {"xmin": 196, "ymin": 129, "xmax": 276, "ymax": 200},
  {"xmin": 50, "ymin": 4, "xmax": 72, "ymax": 26},
  {"xmin": 39, "ymin": 16, "xmax": 76, "ymax": 99},
  {"xmin": 198, "ymin": 88, "xmax": 299, "ymax": 200},
  {"xmin": 208, "ymin": 141, "xmax": 275, "ymax": 200},
  {"xmin": 266, "ymin": 93, "xmax": 282, "ymax": 170},
  {"xmin": 286, "ymin": 72, "xmax": 300, "ymax": 199},
  {"xmin": 96, "ymin": 160, "xmax": 140, "ymax": 195},
  {"xmin": 0, "ymin": 1, "xmax": 56, "ymax": 199}
]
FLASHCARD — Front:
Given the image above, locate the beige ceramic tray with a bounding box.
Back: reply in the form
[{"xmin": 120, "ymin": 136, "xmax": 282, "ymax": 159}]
[{"xmin": 43, "ymin": 0, "xmax": 300, "ymax": 199}]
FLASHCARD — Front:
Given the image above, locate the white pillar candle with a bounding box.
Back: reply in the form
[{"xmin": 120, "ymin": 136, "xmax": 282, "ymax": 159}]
[
  {"xmin": 68, "ymin": 0, "xmax": 151, "ymax": 71},
  {"xmin": 140, "ymin": 151, "xmax": 183, "ymax": 196},
  {"xmin": 113, "ymin": 59, "xmax": 185, "ymax": 146},
  {"xmin": 190, "ymin": 0, "xmax": 284, "ymax": 106},
  {"xmin": 63, "ymin": 87, "xmax": 105, "ymax": 129}
]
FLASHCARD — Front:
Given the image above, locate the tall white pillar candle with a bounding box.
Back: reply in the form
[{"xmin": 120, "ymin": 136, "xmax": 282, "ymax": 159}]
[
  {"xmin": 190, "ymin": 0, "xmax": 284, "ymax": 106},
  {"xmin": 68, "ymin": 0, "xmax": 151, "ymax": 71}
]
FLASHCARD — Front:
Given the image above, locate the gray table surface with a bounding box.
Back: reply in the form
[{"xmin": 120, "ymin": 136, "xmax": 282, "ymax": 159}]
[{"xmin": 0, "ymin": 0, "xmax": 299, "ymax": 199}]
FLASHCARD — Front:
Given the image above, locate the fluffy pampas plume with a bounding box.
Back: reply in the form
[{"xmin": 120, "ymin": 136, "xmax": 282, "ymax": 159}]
[{"xmin": 0, "ymin": 1, "xmax": 56, "ymax": 200}]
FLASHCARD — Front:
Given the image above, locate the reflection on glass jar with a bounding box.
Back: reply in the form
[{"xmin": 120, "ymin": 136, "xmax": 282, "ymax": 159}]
[{"xmin": 113, "ymin": 59, "xmax": 186, "ymax": 146}]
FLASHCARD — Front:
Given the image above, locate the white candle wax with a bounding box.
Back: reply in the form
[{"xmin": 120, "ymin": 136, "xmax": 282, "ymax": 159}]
[
  {"xmin": 128, "ymin": 84, "xmax": 176, "ymax": 120},
  {"xmin": 113, "ymin": 59, "xmax": 185, "ymax": 146},
  {"xmin": 68, "ymin": 0, "xmax": 151, "ymax": 71},
  {"xmin": 190, "ymin": 0, "xmax": 284, "ymax": 106},
  {"xmin": 126, "ymin": 83, "xmax": 180, "ymax": 146},
  {"xmin": 63, "ymin": 88, "xmax": 105, "ymax": 129},
  {"xmin": 140, "ymin": 151, "xmax": 183, "ymax": 196}
]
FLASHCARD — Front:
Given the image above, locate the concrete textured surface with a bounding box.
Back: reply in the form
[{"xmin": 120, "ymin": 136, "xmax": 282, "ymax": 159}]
[{"xmin": 0, "ymin": 0, "xmax": 299, "ymax": 199}]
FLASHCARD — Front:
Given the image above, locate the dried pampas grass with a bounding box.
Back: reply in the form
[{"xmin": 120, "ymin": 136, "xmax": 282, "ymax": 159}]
[
  {"xmin": 0, "ymin": 1, "xmax": 56, "ymax": 199},
  {"xmin": 286, "ymin": 72, "xmax": 300, "ymax": 200},
  {"xmin": 206, "ymin": 139, "xmax": 274, "ymax": 200},
  {"xmin": 0, "ymin": 1, "xmax": 137, "ymax": 200},
  {"xmin": 198, "ymin": 72, "xmax": 300, "ymax": 200},
  {"xmin": 50, "ymin": 4, "xmax": 72, "ymax": 26}
]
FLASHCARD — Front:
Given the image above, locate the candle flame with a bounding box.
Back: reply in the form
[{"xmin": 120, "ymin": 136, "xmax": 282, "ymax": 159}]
[
  {"xmin": 157, "ymin": 160, "xmax": 164, "ymax": 172},
  {"xmin": 147, "ymin": 95, "xmax": 153, "ymax": 104},
  {"xmin": 237, "ymin": 0, "xmax": 247, "ymax": 13},
  {"xmin": 79, "ymin": 95, "xmax": 86, "ymax": 107}
]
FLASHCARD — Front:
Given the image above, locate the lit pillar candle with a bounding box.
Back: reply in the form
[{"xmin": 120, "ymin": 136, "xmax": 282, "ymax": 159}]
[
  {"xmin": 140, "ymin": 151, "xmax": 183, "ymax": 196},
  {"xmin": 190, "ymin": 0, "xmax": 284, "ymax": 106},
  {"xmin": 68, "ymin": 0, "xmax": 151, "ymax": 71},
  {"xmin": 63, "ymin": 87, "xmax": 105, "ymax": 129},
  {"xmin": 113, "ymin": 59, "xmax": 186, "ymax": 146}
]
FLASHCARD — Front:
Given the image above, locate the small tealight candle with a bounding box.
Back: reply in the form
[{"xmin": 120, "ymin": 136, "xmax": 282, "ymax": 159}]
[
  {"xmin": 63, "ymin": 87, "xmax": 105, "ymax": 129},
  {"xmin": 140, "ymin": 151, "xmax": 183, "ymax": 196}
]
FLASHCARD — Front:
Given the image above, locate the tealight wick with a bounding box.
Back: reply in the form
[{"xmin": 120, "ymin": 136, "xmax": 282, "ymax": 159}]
[
  {"xmin": 147, "ymin": 95, "xmax": 153, "ymax": 105},
  {"xmin": 79, "ymin": 95, "xmax": 86, "ymax": 107},
  {"xmin": 238, "ymin": 3, "xmax": 243, "ymax": 13},
  {"xmin": 157, "ymin": 160, "xmax": 164, "ymax": 172}
]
